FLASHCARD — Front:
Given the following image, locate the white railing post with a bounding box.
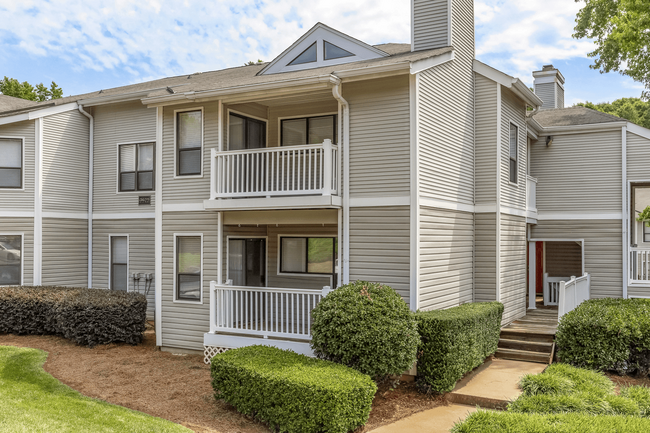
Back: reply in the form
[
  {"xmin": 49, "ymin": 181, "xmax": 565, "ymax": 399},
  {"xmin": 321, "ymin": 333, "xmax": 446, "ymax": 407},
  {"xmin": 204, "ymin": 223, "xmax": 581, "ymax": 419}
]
[
  {"xmin": 322, "ymin": 139, "xmax": 332, "ymax": 197},
  {"xmin": 210, "ymin": 281, "xmax": 217, "ymax": 333},
  {"xmin": 322, "ymin": 285, "xmax": 332, "ymax": 297}
]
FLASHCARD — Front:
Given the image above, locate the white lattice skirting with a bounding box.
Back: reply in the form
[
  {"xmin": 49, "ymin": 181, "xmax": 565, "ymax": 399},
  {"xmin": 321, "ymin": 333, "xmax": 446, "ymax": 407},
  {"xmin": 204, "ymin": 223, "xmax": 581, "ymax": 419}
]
[{"xmin": 204, "ymin": 345, "xmax": 231, "ymax": 364}]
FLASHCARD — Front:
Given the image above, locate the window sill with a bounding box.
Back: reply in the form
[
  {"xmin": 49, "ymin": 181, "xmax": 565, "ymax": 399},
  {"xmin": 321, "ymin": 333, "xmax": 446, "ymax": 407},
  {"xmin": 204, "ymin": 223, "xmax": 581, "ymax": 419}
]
[
  {"xmin": 277, "ymin": 272, "xmax": 333, "ymax": 278},
  {"xmin": 172, "ymin": 298, "xmax": 204, "ymax": 305},
  {"xmin": 173, "ymin": 174, "xmax": 204, "ymax": 180}
]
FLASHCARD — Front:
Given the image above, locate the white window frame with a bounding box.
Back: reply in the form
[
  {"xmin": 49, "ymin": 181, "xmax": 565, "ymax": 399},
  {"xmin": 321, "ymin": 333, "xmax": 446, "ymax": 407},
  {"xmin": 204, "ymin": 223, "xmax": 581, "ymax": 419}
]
[
  {"xmin": 173, "ymin": 107, "xmax": 204, "ymax": 179},
  {"xmin": 115, "ymin": 141, "xmax": 156, "ymax": 194},
  {"xmin": 173, "ymin": 233, "xmax": 204, "ymax": 304},
  {"xmin": 225, "ymin": 235, "xmax": 269, "ymax": 287},
  {"xmin": 508, "ymin": 121, "xmax": 519, "ymax": 186},
  {"xmin": 276, "ymin": 234, "xmax": 337, "ymax": 277},
  {"xmin": 0, "ymin": 136, "xmax": 25, "ymax": 191},
  {"xmin": 277, "ymin": 112, "xmax": 337, "ymax": 147},
  {"xmin": 0, "ymin": 232, "xmax": 24, "ymax": 286},
  {"xmin": 108, "ymin": 234, "xmax": 129, "ymax": 291},
  {"xmin": 226, "ymin": 109, "xmax": 268, "ymax": 151}
]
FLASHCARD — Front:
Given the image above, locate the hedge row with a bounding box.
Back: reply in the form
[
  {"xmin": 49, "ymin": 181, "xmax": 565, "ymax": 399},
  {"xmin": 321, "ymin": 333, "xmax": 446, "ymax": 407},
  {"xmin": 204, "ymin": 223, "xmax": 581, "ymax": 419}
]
[
  {"xmin": 210, "ymin": 345, "xmax": 376, "ymax": 433},
  {"xmin": 414, "ymin": 301, "xmax": 504, "ymax": 393},
  {"xmin": 0, "ymin": 286, "xmax": 147, "ymax": 347},
  {"xmin": 555, "ymin": 298, "xmax": 650, "ymax": 375}
]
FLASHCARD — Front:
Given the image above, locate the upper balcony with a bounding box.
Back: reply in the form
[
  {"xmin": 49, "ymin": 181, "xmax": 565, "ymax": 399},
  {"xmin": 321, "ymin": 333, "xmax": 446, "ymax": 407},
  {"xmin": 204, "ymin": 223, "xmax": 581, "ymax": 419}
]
[{"xmin": 205, "ymin": 139, "xmax": 341, "ymax": 211}]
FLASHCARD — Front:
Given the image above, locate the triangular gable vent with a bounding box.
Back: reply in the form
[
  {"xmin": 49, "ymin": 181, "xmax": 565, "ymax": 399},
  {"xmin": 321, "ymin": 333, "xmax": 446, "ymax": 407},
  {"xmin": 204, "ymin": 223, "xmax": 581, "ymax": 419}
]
[{"xmin": 259, "ymin": 23, "xmax": 388, "ymax": 75}]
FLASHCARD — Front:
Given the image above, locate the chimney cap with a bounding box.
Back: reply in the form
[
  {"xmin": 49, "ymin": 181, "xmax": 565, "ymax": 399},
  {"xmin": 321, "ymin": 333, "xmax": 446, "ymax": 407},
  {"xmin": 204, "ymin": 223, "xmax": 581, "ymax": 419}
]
[
  {"xmin": 542, "ymin": 64, "xmax": 555, "ymax": 71},
  {"xmin": 533, "ymin": 65, "xmax": 565, "ymax": 84}
]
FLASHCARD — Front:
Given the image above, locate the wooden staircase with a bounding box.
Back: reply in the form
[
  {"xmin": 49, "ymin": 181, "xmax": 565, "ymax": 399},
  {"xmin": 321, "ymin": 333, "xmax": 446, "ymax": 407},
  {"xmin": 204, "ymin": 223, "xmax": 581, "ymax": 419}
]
[{"xmin": 495, "ymin": 308, "xmax": 558, "ymax": 364}]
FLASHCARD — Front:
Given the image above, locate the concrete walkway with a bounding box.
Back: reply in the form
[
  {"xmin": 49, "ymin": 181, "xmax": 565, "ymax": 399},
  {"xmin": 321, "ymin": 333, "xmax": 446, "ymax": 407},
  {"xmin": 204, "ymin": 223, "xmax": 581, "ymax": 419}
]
[{"xmin": 371, "ymin": 358, "xmax": 548, "ymax": 432}]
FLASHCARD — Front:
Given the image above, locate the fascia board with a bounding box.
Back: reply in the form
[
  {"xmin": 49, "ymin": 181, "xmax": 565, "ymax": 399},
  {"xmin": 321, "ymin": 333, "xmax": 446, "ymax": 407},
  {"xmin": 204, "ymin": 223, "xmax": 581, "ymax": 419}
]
[
  {"xmin": 410, "ymin": 51, "xmax": 454, "ymax": 74},
  {"xmin": 473, "ymin": 60, "xmax": 543, "ymax": 108},
  {"xmin": 539, "ymin": 121, "xmax": 627, "ymax": 136},
  {"xmin": 526, "ymin": 117, "xmax": 544, "ymax": 134},
  {"xmin": 627, "ymin": 122, "xmax": 650, "ymax": 140},
  {"xmin": 335, "ymin": 62, "xmax": 410, "ymax": 80},
  {"xmin": 0, "ymin": 102, "xmax": 79, "ymax": 126},
  {"xmin": 78, "ymin": 89, "xmax": 167, "ymax": 106}
]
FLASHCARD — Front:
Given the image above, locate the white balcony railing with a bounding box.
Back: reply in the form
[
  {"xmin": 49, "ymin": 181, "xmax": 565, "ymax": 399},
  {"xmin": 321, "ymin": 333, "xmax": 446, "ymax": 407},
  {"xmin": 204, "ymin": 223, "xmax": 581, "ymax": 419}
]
[
  {"xmin": 209, "ymin": 281, "xmax": 333, "ymax": 340},
  {"xmin": 629, "ymin": 249, "xmax": 650, "ymax": 283},
  {"xmin": 558, "ymin": 273, "xmax": 590, "ymax": 320},
  {"xmin": 527, "ymin": 175, "xmax": 537, "ymax": 213},
  {"xmin": 210, "ymin": 140, "xmax": 338, "ymax": 199}
]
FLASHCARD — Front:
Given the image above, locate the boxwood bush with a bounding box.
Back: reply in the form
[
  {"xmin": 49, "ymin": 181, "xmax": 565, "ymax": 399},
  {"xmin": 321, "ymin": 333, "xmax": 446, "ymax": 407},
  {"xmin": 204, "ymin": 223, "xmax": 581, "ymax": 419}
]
[
  {"xmin": 555, "ymin": 298, "xmax": 650, "ymax": 375},
  {"xmin": 310, "ymin": 281, "xmax": 419, "ymax": 379},
  {"xmin": 414, "ymin": 301, "xmax": 503, "ymax": 394},
  {"xmin": 0, "ymin": 286, "xmax": 147, "ymax": 347},
  {"xmin": 210, "ymin": 345, "xmax": 376, "ymax": 433}
]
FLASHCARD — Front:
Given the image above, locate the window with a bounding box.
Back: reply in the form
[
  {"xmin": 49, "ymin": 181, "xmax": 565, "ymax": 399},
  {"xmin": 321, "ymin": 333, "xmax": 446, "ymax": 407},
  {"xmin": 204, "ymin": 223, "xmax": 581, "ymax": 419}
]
[
  {"xmin": 228, "ymin": 113, "xmax": 266, "ymax": 150},
  {"xmin": 644, "ymin": 225, "xmax": 650, "ymax": 243},
  {"xmin": 280, "ymin": 237, "xmax": 337, "ymax": 274},
  {"xmin": 110, "ymin": 236, "xmax": 128, "ymax": 291},
  {"xmin": 176, "ymin": 110, "xmax": 202, "ymax": 176},
  {"xmin": 281, "ymin": 115, "xmax": 336, "ymax": 146},
  {"xmin": 0, "ymin": 235, "xmax": 21, "ymax": 285},
  {"xmin": 119, "ymin": 143, "xmax": 154, "ymax": 191},
  {"xmin": 324, "ymin": 41, "xmax": 353, "ymax": 60},
  {"xmin": 228, "ymin": 238, "xmax": 266, "ymax": 287},
  {"xmin": 0, "ymin": 138, "xmax": 22, "ymax": 188},
  {"xmin": 288, "ymin": 42, "xmax": 317, "ymax": 66},
  {"xmin": 176, "ymin": 236, "xmax": 202, "ymax": 301},
  {"xmin": 509, "ymin": 123, "xmax": 518, "ymax": 184}
]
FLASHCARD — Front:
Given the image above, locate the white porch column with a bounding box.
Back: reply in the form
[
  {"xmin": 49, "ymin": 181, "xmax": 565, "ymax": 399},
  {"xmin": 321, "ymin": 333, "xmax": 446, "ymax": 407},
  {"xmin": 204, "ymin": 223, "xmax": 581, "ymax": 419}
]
[
  {"xmin": 528, "ymin": 241, "xmax": 536, "ymax": 309},
  {"xmin": 217, "ymin": 211, "xmax": 223, "ymax": 285}
]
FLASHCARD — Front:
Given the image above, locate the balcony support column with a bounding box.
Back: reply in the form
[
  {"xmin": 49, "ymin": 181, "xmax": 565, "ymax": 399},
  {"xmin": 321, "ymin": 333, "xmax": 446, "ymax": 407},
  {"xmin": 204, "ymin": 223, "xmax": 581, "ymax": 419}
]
[{"xmin": 528, "ymin": 241, "xmax": 537, "ymax": 310}]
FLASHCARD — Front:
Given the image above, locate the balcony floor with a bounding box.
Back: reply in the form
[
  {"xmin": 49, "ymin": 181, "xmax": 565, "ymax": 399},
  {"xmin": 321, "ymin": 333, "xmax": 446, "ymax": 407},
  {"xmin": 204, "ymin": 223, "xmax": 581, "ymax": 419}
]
[{"xmin": 204, "ymin": 194, "xmax": 341, "ymax": 211}]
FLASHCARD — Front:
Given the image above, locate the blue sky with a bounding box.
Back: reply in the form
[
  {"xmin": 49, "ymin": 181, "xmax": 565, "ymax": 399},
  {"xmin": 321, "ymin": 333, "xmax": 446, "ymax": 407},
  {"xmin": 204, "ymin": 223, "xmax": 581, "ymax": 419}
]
[{"xmin": 0, "ymin": 0, "xmax": 644, "ymax": 103}]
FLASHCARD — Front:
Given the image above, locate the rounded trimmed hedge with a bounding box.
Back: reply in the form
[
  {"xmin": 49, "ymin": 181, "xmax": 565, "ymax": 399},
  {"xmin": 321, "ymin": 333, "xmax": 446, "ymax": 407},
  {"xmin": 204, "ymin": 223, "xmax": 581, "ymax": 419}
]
[
  {"xmin": 555, "ymin": 298, "xmax": 650, "ymax": 375},
  {"xmin": 310, "ymin": 281, "xmax": 419, "ymax": 379}
]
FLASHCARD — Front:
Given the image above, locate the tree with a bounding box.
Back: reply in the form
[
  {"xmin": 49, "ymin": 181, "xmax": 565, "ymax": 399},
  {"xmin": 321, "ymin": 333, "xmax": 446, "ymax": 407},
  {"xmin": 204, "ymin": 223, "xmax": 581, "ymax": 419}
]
[
  {"xmin": 577, "ymin": 97, "xmax": 650, "ymax": 128},
  {"xmin": 0, "ymin": 77, "xmax": 63, "ymax": 102},
  {"xmin": 573, "ymin": 0, "xmax": 650, "ymax": 98}
]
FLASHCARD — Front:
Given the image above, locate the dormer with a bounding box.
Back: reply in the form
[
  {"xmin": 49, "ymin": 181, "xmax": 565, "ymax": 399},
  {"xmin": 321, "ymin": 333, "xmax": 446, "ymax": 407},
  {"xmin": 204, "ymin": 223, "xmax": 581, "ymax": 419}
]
[{"xmin": 258, "ymin": 23, "xmax": 389, "ymax": 75}]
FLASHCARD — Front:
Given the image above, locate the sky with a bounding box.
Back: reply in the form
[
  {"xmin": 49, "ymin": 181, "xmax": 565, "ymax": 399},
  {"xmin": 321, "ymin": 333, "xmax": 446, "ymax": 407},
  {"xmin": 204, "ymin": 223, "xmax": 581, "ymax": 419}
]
[{"xmin": 0, "ymin": 0, "xmax": 644, "ymax": 104}]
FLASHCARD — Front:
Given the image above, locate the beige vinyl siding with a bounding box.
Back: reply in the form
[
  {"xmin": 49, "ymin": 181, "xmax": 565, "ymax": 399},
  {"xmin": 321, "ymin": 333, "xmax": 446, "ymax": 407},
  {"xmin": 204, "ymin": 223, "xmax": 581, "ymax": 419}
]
[
  {"xmin": 474, "ymin": 73, "xmax": 497, "ymax": 205},
  {"xmin": 93, "ymin": 102, "xmax": 157, "ymax": 213},
  {"xmin": 0, "ymin": 217, "xmax": 34, "ymax": 285},
  {"xmin": 92, "ymin": 219, "xmax": 155, "ymax": 318},
  {"xmin": 474, "ymin": 213, "xmax": 496, "ymax": 301},
  {"xmin": 0, "ymin": 120, "xmax": 35, "ymax": 210},
  {"xmin": 419, "ymin": 207, "xmax": 473, "ymax": 310},
  {"xmin": 629, "ymin": 286, "xmax": 650, "ymax": 298},
  {"xmin": 162, "ymin": 101, "xmax": 218, "ymax": 204},
  {"xmin": 42, "ymin": 111, "xmax": 89, "ymax": 212},
  {"xmin": 500, "ymin": 88, "xmax": 527, "ymax": 209},
  {"xmin": 42, "ymin": 218, "xmax": 87, "ymax": 287},
  {"xmin": 349, "ymin": 206, "xmax": 410, "ymax": 302},
  {"xmin": 545, "ymin": 241, "xmax": 583, "ymax": 278},
  {"xmin": 535, "ymin": 82, "xmax": 555, "ymax": 110},
  {"xmin": 267, "ymin": 100, "xmax": 338, "ymax": 148},
  {"xmin": 220, "ymin": 224, "xmax": 337, "ymax": 290},
  {"xmin": 161, "ymin": 211, "xmax": 216, "ymax": 350},
  {"xmin": 531, "ymin": 220, "xmax": 623, "ymax": 298},
  {"xmin": 500, "ymin": 214, "xmax": 527, "ymax": 324},
  {"xmin": 412, "ymin": 0, "xmax": 449, "ymax": 51},
  {"xmin": 531, "ymin": 130, "xmax": 622, "ymax": 213},
  {"xmin": 347, "ymin": 76, "xmax": 411, "ymax": 197},
  {"xmin": 627, "ymin": 131, "xmax": 650, "ymax": 179}
]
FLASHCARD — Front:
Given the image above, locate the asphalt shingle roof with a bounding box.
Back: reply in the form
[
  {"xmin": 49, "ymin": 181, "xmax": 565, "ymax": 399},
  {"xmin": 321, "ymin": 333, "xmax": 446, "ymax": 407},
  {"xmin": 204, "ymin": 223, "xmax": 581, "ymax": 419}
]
[
  {"xmin": 0, "ymin": 95, "xmax": 39, "ymax": 112},
  {"xmin": 533, "ymin": 106, "xmax": 625, "ymax": 127}
]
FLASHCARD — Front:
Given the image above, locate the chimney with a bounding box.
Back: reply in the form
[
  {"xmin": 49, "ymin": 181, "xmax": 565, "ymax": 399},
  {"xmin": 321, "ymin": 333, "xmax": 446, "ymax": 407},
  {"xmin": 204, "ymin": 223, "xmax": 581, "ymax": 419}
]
[
  {"xmin": 533, "ymin": 65, "xmax": 565, "ymax": 110},
  {"xmin": 411, "ymin": 0, "xmax": 474, "ymax": 55}
]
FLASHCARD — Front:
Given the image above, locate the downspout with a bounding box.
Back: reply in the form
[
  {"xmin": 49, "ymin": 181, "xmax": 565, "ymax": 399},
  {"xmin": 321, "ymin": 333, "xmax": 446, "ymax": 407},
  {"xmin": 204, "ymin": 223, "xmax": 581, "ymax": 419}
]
[
  {"xmin": 78, "ymin": 105, "xmax": 93, "ymax": 288},
  {"xmin": 332, "ymin": 79, "xmax": 350, "ymax": 284}
]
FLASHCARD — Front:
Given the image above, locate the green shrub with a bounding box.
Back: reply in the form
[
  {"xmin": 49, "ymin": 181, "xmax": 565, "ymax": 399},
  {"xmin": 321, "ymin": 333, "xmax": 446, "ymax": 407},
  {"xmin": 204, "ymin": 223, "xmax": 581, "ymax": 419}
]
[
  {"xmin": 210, "ymin": 345, "xmax": 376, "ymax": 433},
  {"xmin": 621, "ymin": 386, "xmax": 650, "ymax": 416},
  {"xmin": 310, "ymin": 281, "xmax": 419, "ymax": 379},
  {"xmin": 527, "ymin": 363, "xmax": 614, "ymax": 395},
  {"xmin": 509, "ymin": 393, "xmax": 640, "ymax": 417},
  {"xmin": 0, "ymin": 286, "xmax": 147, "ymax": 347},
  {"xmin": 519, "ymin": 372, "xmax": 575, "ymax": 396},
  {"xmin": 414, "ymin": 301, "xmax": 503, "ymax": 393},
  {"xmin": 555, "ymin": 298, "xmax": 650, "ymax": 375},
  {"xmin": 452, "ymin": 410, "xmax": 650, "ymax": 433}
]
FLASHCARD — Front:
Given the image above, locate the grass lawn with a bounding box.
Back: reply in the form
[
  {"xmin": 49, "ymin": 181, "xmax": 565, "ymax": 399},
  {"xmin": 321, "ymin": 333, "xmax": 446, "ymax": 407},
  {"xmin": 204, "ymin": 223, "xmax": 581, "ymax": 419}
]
[{"xmin": 0, "ymin": 345, "xmax": 191, "ymax": 433}]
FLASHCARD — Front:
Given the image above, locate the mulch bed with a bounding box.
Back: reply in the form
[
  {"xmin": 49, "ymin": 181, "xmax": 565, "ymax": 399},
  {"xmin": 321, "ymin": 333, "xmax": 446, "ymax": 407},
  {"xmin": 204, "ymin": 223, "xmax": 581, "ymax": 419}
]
[
  {"xmin": 606, "ymin": 372, "xmax": 650, "ymax": 395},
  {"xmin": 0, "ymin": 331, "xmax": 443, "ymax": 432}
]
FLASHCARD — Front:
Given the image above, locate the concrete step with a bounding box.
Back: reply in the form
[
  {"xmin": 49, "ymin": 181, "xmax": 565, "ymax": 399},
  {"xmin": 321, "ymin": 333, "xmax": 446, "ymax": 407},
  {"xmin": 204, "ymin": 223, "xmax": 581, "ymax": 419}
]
[
  {"xmin": 494, "ymin": 347, "xmax": 551, "ymax": 364},
  {"xmin": 498, "ymin": 338, "xmax": 553, "ymax": 354}
]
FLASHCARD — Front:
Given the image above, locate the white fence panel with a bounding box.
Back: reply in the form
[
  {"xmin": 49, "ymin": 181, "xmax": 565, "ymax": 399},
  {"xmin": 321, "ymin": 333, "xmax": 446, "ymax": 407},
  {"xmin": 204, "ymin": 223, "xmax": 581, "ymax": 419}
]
[
  {"xmin": 629, "ymin": 249, "xmax": 650, "ymax": 283},
  {"xmin": 558, "ymin": 273, "xmax": 591, "ymax": 320},
  {"xmin": 543, "ymin": 273, "xmax": 569, "ymax": 306}
]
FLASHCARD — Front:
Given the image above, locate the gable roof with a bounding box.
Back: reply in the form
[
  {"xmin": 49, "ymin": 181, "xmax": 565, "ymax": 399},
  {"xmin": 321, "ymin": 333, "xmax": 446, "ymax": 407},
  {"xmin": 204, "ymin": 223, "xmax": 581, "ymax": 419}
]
[
  {"xmin": 533, "ymin": 106, "xmax": 625, "ymax": 127},
  {"xmin": 0, "ymin": 94, "xmax": 38, "ymax": 112},
  {"xmin": 257, "ymin": 23, "xmax": 389, "ymax": 75}
]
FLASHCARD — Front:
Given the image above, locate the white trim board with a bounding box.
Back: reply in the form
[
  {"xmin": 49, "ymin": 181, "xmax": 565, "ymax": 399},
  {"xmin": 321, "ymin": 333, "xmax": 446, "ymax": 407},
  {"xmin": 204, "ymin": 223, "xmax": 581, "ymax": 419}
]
[
  {"xmin": 627, "ymin": 122, "xmax": 650, "ymax": 141},
  {"xmin": 537, "ymin": 212, "xmax": 623, "ymax": 220},
  {"xmin": 419, "ymin": 197, "xmax": 474, "ymax": 214},
  {"xmin": 349, "ymin": 196, "xmax": 410, "ymax": 207},
  {"xmin": 162, "ymin": 203, "xmax": 205, "ymax": 213},
  {"xmin": 0, "ymin": 103, "xmax": 80, "ymax": 127},
  {"xmin": 410, "ymin": 51, "xmax": 454, "ymax": 75},
  {"xmin": 92, "ymin": 212, "xmax": 155, "ymax": 220}
]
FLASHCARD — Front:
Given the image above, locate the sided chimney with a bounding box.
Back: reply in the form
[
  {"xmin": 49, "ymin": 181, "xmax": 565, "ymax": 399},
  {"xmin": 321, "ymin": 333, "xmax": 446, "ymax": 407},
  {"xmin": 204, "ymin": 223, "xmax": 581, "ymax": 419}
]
[
  {"xmin": 533, "ymin": 65, "xmax": 565, "ymax": 110},
  {"xmin": 411, "ymin": 0, "xmax": 475, "ymax": 55}
]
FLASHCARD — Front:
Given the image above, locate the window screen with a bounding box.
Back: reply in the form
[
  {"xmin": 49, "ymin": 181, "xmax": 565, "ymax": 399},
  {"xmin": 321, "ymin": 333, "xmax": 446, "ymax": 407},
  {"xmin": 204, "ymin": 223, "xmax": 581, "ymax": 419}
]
[
  {"xmin": 0, "ymin": 139, "xmax": 22, "ymax": 188},
  {"xmin": 0, "ymin": 235, "xmax": 21, "ymax": 285},
  {"xmin": 280, "ymin": 237, "xmax": 336, "ymax": 274},
  {"xmin": 509, "ymin": 123, "xmax": 518, "ymax": 184},
  {"xmin": 281, "ymin": 115, "xmax": 336, "ymax": 146},
  {"xmin": 110, "ymin": 236, "xmax": 128, "ymax": 291},
  {"xmin": 177, "ymin": 111, "xmax": 202, "ymax": 175},
  {"xmin": 119, "ymin": 143, "xmax": 154, "ymax": 191},
  {"xmin": 177, "ymin": 236, "xmax": 201, "ymax": 301}
]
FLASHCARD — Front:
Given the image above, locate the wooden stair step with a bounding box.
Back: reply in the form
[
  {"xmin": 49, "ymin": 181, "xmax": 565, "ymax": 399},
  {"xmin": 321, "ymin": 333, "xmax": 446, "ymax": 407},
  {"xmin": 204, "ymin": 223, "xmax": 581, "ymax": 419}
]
[
  {"xmin": 499, "ymin": 330, "xmax": 555, "ymax": 343},
  {"xmin": 494, "ymin": 348, "xmax": 550, "ymax": 364},
  {"xmin": 498, "ymin": 338, "xmax": 553, "ymax": 354}
]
